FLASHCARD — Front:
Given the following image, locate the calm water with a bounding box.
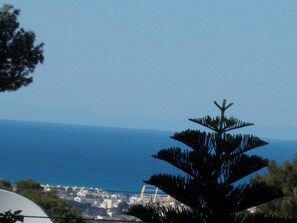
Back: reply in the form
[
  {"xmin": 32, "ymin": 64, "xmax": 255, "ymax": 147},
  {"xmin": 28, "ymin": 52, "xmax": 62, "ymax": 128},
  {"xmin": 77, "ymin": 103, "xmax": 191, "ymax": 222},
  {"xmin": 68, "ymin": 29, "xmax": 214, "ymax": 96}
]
[{"xmin": 0, "ymin": 120, "xmax": 296, "ymax": 192}]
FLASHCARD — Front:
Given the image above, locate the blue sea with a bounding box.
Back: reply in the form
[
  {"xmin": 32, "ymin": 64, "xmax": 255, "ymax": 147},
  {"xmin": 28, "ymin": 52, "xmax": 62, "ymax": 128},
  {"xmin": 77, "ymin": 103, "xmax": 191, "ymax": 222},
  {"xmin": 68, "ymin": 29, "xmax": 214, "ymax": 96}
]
[{"xmin": 0, "ymin": 120, "xmax": 297, "ymax": 193}]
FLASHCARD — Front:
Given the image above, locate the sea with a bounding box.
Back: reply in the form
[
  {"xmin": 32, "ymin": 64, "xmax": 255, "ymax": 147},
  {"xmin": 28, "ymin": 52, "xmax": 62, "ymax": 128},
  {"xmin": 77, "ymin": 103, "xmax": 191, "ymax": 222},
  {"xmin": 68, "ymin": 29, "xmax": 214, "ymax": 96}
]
[{"xmin": 0, "ymin": 119, "xmax": 297, "ymax": 194}]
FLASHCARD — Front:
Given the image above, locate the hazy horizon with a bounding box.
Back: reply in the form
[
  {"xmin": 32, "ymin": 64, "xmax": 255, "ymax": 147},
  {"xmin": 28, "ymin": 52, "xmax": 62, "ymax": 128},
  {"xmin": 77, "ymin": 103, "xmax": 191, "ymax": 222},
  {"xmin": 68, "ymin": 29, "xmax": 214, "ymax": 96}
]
[
  {"xmin": 1, "ymin": 1, "xmax": 297, "ymax": 141},
  {"xmin": 1, "ymin": 113, "xmax": 297, "ymax": 142}
]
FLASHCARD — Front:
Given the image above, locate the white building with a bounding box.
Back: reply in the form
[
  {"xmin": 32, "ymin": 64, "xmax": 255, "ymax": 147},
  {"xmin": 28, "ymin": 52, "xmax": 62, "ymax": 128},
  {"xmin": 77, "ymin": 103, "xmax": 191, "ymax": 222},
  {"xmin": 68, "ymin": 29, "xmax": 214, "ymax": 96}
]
[
  {"xmin": 100, "ymin": 199, "xmax": 113, "ymax": 209},
  {"xmin": 74, "ymin": 197, "xmax": 81, "ymax": 203}
]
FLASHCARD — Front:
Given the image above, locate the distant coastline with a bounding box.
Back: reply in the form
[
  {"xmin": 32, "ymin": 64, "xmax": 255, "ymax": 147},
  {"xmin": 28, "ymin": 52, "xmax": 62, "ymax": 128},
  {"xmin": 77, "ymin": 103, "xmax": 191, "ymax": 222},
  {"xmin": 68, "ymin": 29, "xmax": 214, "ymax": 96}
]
[
  {"xmin": 41, "ymin": 183, "xmax": 169, "ymax": 220},
  {"xmin": 0, "ymin": 119, "xmax": 297, "ymax": 192}
]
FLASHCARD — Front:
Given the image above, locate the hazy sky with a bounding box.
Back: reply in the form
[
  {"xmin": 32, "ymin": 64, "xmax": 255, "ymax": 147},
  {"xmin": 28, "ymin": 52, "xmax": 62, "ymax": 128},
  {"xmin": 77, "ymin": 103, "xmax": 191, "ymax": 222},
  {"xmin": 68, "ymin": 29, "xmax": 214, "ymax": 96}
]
[{"xmin": 1, "ymin": 1, "xmax": 297, "ymax": 139}]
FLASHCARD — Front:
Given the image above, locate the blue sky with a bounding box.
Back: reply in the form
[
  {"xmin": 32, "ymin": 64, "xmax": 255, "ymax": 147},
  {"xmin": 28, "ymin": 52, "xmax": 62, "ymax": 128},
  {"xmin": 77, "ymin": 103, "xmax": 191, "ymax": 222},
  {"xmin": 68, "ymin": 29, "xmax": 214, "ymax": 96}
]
[{"xmin": 1, "ymin": 1, "xmax": 297, "ymax": 140}]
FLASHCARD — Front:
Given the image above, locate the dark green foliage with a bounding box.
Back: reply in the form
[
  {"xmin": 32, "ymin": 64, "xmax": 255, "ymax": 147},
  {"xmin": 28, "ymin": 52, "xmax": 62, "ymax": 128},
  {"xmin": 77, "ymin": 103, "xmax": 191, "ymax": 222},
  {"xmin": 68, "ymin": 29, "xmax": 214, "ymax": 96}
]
[
  {"xmin": 128, "ymin": 100, "xmax": 284, "ymax": 223},
  {"xmin": 0, "ymin": 178, "xmax": 13, "ymax": 191},
  {"xmin": 0, "ymin": 4, "xmax": 43, "ymax": 92},
  {"xmin": 16, "ymin": 178, "xmax": 42, "ymax": 192},
  {"xmin": 253, "ymin": 157, "xmax": 297, "ymax": 220},
  {"xmin": 14, "ymin": 179, "xmax": 84, "ymax": 223}
]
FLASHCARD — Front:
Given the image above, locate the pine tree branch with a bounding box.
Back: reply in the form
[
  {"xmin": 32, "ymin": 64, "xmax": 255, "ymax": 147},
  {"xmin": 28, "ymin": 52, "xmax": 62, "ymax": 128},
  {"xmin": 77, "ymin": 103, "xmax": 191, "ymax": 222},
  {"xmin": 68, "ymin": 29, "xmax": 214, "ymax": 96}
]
[
  {"xmin": 232, "ymin": 182, "xmax": 284, "ymax": 213},
  {"xmin": 145, "ymin": 174, "xmax": 204, "ymax": 210},
  {"xmin": 189, "ymin": 116, "xmax": 219, "ymax": 132},
  {"xmin": 153, "ymin": 147, "xmax": 217, "ymax": 179},
  {"xmin": 223, "ymin": 154, "xmax": 269, "ymax": 184},
  {"xmin": 153, "ymin": 147, "xmax": 199, "ymax": 178},
  {"xmin": 171, "ymin": 130, "xmax": 215, "ymax": 153},
  {"xmin": 127, "ymin": 205, "xmax": 164, "ymax": 223},
  {"xmin": 219, "ymin": 134, "xmax": 268, "ymax": 160},
  {"xmin": 127, "ymin": 204, "xmax": 203, "ymax": 223},
  {"xmin": 189, "ymin": 117, "xmax": 254, "ymax": 134}
]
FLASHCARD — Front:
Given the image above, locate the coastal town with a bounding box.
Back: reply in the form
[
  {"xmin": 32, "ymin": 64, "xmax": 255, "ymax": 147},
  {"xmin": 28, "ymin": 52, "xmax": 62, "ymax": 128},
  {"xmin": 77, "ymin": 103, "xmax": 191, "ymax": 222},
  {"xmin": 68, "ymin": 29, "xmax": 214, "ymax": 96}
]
[{"xmin": 42, "ymin": 184, "xmax": 175, "ymax": 222}]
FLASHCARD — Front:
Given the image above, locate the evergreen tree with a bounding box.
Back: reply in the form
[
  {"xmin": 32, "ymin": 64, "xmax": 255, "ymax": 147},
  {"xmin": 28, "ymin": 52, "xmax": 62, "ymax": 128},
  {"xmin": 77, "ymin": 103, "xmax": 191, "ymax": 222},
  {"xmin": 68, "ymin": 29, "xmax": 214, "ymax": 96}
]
[
  {"xmin": 0, "ymin": 4, "xmax": 43, "ymax": 221},
  {"xmin": 128, "ymin": 100, "xmax": 284, "ymax": 223},
  {"xmin": 0, "ymin": 4, "xmax": 43, "ymax": 92}
]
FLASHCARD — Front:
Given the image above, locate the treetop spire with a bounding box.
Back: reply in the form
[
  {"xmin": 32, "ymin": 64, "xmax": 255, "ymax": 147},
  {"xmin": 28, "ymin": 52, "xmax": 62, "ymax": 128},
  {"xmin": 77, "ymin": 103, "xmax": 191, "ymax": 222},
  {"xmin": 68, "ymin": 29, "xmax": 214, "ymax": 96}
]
[
  {"xmin": 214, "ymin": 99, "xmax": 234, "ymax": 112},
  {"xmin": 128, "ymin": 100, "xmax": 284, "ymax": 223}
]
